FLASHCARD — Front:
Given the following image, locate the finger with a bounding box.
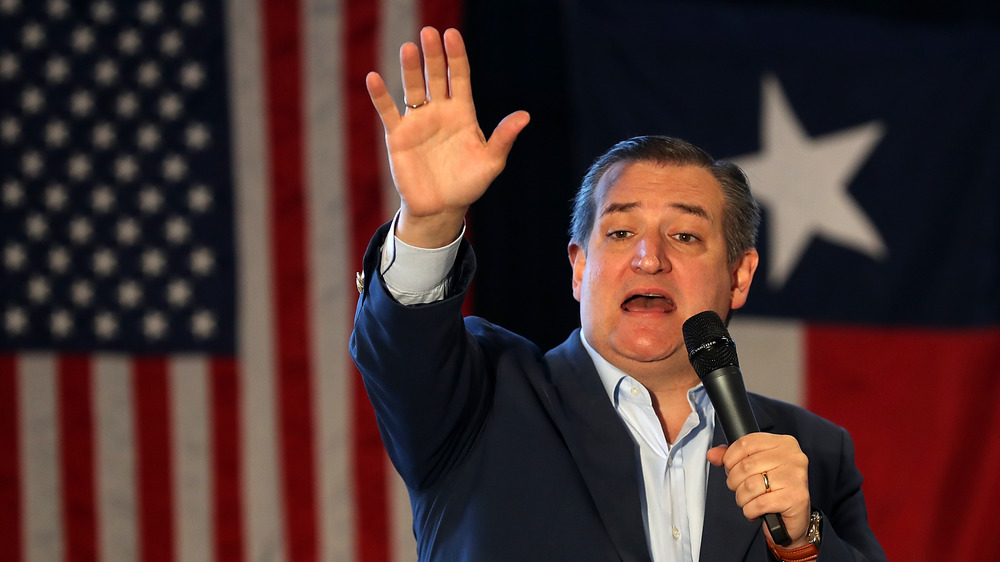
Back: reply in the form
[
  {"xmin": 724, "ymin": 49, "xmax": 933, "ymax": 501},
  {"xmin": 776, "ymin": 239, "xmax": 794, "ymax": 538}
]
[
  {"xmin": 486, "ymin": 110, "xmax": 531, "ymax": 163},
  {"xmin": 442, "ymin": 28, "xmax": 472, "ymax": 102},
  {"xmin": 420, "ymin": 27, "xmax": 448, "ymax": 101},
  {"xmin": 366, "ymin": 71, "xmax": 400, "ymax": 131},
  {"xmin": 399, "ymin": 42, "xmax": 426, "ymax": 109},
  {"xmin": 706, "ymin": 444, "xmax": 728, "ymax": 467}
]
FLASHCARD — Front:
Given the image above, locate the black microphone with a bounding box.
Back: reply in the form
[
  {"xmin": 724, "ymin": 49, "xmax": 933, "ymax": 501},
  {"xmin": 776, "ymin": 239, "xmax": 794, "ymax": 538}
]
[{"xmin": 682, "ymin": 310, "xmax": 790, "ymax": 546}]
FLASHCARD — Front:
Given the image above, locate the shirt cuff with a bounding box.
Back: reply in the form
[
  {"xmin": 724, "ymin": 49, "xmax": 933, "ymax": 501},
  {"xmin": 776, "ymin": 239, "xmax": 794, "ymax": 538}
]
[{"xmin": 379, "ymin": 210, "xmax": 465, "ymax": 304}]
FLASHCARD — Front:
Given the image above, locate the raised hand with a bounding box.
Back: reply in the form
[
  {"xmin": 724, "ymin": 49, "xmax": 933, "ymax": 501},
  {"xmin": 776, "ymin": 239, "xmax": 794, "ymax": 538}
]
[{"xmin": 367, "ymin": 27, "xmax": 530, "ymax": 248}]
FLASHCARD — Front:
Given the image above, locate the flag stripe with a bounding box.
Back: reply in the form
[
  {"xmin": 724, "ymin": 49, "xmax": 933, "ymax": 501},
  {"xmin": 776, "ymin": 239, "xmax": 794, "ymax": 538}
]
[
  {"xmin": 0, "ymin": 356, "xmax": 23, "ymax": 562},
  {"xmin": 20, "ymin": 355, "xmax": 63, "ymax": 562},
  {"xmin": 133, "ymin": 358, "xmax": 174, "ymax": 562},
  {"xmin": 209, "ymin": 358, "xmax": 244, "ymax": 562},
  {"xmin": 56, "ymin": 355, "xmax": 97, "ymax": 562},
  {"xmin": 346, "ymin": 0, "xmax": 391, "ymax": 559},
  {"xmin": 261, "ymin": 0, "xmax": 321, "ymax": 560},
  {"xmin": 170, "ymin": 357, "xmax": 212, "ymax": 562},
  {"xmin": 94, "ymin": 355, "xmax": 138, "ymax": 562}
]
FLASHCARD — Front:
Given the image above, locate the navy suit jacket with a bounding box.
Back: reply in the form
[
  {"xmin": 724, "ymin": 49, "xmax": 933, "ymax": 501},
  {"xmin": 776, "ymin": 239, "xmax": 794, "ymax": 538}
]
[{"xmin": 351, "ymin": 223, "xmax": 885, "ymax": 561}]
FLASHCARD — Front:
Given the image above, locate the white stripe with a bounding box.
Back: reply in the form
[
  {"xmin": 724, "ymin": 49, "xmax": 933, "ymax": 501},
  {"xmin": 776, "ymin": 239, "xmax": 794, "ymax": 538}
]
[
  {"xmin": 380, "ymin": 4, "xmax": 419, "ymax": 560},
  {"xmin": 302, "ymin": 0, "xmax": 354, "ymax": 560},
  {"xmin": 728, "ymin": 315, "xmax": 805, "ymax": 406},
  {"xmin": 170, "ymin": 356, "xmax": 212, "ymax": 562},
  {"xmin": 94, "ymin": 354, "xmax": 138, "ymax": 562},
  {"xmin": 226, "ymin": 1, "xmax": 286, "ymax": 561},
  {"xmin": 19, "ymin": 354, "xmax": 64, "ymax": 562}
]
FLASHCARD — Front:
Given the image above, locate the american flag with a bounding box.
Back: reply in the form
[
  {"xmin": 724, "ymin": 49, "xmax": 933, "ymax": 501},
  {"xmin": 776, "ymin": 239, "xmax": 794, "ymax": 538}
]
[{"xmin": 1, "ymin": 0, "xmax": 459, "ymax": 561}]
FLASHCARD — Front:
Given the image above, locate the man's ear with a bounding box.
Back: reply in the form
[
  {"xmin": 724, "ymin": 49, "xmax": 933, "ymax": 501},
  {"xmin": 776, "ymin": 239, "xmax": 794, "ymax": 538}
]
[
  {"xmin": 568, "ymin": 241, "xmax": 586, "ymax": 303},
  {"xmin": 729, "ymin": 248, "xmax": 759, "ymax": 310}
]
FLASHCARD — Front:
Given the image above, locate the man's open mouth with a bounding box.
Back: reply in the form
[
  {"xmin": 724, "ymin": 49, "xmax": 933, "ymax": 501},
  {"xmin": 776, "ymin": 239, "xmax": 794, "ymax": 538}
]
[{"xmin": 621, "ymin": 294, "xmax": 676, "ymax": 313}]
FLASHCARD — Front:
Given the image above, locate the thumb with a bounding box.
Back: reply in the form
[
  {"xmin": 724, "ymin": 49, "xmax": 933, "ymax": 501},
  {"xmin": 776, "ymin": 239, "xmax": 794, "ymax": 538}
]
[
  {"xmin": 707, "ymin": 444, "xmax": 729, "ymax": 467},
  {"xmin": 486, "ymin": 110, "xmax": 530, "ymax": 162}
]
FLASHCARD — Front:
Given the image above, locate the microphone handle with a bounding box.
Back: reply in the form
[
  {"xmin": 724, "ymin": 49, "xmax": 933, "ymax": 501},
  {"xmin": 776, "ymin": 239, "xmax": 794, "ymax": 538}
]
[{"xmin": 702, "ymin": 366, "xmax": 791, "ymax": 546}]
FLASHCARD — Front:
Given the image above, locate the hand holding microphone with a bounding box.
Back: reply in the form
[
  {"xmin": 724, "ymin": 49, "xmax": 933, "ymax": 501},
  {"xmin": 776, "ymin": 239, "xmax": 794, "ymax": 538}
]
[{"xmin": 683, "ymin": 311, "xmax": 813, "ymax": 548}]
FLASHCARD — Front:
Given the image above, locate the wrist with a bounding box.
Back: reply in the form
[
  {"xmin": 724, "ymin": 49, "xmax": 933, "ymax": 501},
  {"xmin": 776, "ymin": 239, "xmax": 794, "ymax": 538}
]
[
  {"xmin": 767, "ymin": 509, "xmax": 822, "ymax": 562},
  {"xmin": 396, "ymin": 208, "xmax": 466, "ymax": 249}
]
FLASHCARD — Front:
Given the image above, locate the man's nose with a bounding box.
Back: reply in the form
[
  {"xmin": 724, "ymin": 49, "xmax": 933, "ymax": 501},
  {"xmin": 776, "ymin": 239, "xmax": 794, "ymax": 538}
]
[{"xmin": 631, "ymin": 236, "xmax": 668, "ymax": 274}]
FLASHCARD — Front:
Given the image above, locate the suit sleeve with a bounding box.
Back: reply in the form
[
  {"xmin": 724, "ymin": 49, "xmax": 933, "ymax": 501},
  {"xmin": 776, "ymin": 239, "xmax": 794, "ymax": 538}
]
[{"xmin": 349, "ymin": 222, "xmax": 493, "ymax": 492}]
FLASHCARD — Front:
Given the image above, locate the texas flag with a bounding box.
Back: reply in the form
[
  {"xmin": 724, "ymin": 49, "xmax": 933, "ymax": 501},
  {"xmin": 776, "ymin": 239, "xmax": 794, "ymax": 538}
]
[{"xmin": 558, "ymin": 1, "xmax": 1000, "ymax": 560}]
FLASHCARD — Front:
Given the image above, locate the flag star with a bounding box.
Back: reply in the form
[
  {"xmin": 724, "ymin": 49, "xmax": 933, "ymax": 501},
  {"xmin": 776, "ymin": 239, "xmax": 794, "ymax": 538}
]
[
  {"xmin": 45, "ymin": 119, "xmax": 69, "ymax": 147},
  {"xmin": 23, "ymin": 150, "xmax": 44, "ymax": 177},
  {"xmin": 3, "ymin": 179, "xmax": 24, "ymax": 206},
  {"xmin": 182, "ymin": 1, "xmax": 204, "ymax": 25},
  {"xmin": 92, "ymin": 0, "xmax": 115, "ymax": 23},
  {"xmin": 26, "ymin": 213, "xmax": 48, "ymax": 239},
  {"xmin": 69, "ymin": 216, "xmax": 94, "ymax": 243},
  {"xmin": 732, "ymin": 75, "xmax": 887, "ymax": 289},
  {"xmin": 116, "ymin": 217, "xmax": 141, "ymax": 245},
  {"xmin": 22, "ymin": 22, "xmax": 46, "ymax": 49},
  {"xmin": 180, "ymin": 62, "xmax": 205, "ymax": 89},
  {"xmin": 160, "ymin": 30, "xmax": 182, "ymax": 56},
  {"xmin": 143, "ymin": 311, "xmax": 168, "ymax": 340},
  {"xmin": 118, "ymin": 280, "xmax": 143, "ymax": 308},
  {"xmin": 139, "ymin": 0, "xmax": 163, "ymax": 24},
  {"xmin": 68, "ymin": 154, "xmax": 92, "ymax": 181},
  {"xmin": 28, "ymin": 276, "xmax": 51, "ymax": 303},
  {"xmin": 163, "ymin": 154, "xmax": 187, "ymax": 181},
  {"xmin": 45, "ymin": 56, "xmax": 69, "ymax": 83},
  {"xmin": 51, "ymin": 309, "xmax": 73, "ymax": 337},
  {"xmin": 167, "ymin": 278, "xmax": 192, "ymax": 307},
  {"xmin": 188, "ymin": 184, "xmax": 212, "ymax": 212},
  {"xmin": 5, "ymin": 307, "xmax": 28, "ymax": 335},
  {"xmin": 49, "ymin": 246, "xmax": 71, "ymax": 273},
  {"xmin": 159, "ymin": 93, "xmax": 183, "ymax": 120},
  {"xmin": 1, "ymin": 116, "xmax": 21, "ymax": 143},
  {"xmin": 71, "ymin": 279, "xmax": 94, "ymax": 307},
  {"xmin": 45, "ymin": 184, "xmax": 68, "ymax": 211},
  {"xmin": 119, "ymin": 29, "xmax": 142, "ymax": 55},
  {"xmin": 139, "ymin": 186, "xmax": 164, "ymax": 213},
  {"xmin": 191, "ymin": 310, "xmax": 215, "ymax": 339},
  {"xmin": 94, "ymin": 58, "xmax": 118, "ymax": 85},
  {"xmin": 95, "ymin": 311, "xmax": 118, "ymax": 339},
  {"xmin": 91, "ymin": 186, "xmax": 116, "ymax": 212},
  {"xmin": 93, "ymin": 122, "xmax": 116, "ymax": 149},
  {"xmin": 21, "ymin": 86, "xmax": 45, "ymax": 113},
  {"xmin": 165, "ymin": 216, "xmax": 190, "ymax": 243},
  {"xmin": 116, "ymin": 92, "xmax": 139, "ymax": 118},
  {"xmin": 71, "ymin": 90, "xmax": 95, "ymax": 116},
  {"xmin": 185, "ymin": 122, "xmax": 210, "ymax": 150},
  {"xmin": 47, "ymin": 0, "xmax": 69, "ymax": 18},
  {"xmin": 93, "ymin": 247, "xmax": 118, "ymax": 276},
  {"xmin": 137, "ymin": 123, "xmax": 161, "ymax": 151},
  {"xmin": 142, "ymin": 248, "xmax": 166, "ymax": 276},
  {"xmin": 114, "ymin": 154, "xmax": 139, "ymax": 182},
  {"xmin": 4, "ymin": 243, "xmax": 26, "ymax": 270},
  {"xmin": 137, "ymin": 61, "xmax": 160, "ymax": 87},
  {"xmin": 71, "ymin": 26, "xmax": 95, "ymax": 53},
  {"xmin": 190, "ymin": 247, "xmax": 214, "ymax": 275},
  {"xmin": 0, "ymin": 0, "xmax": 19, "ymax": 16},
  {"xmin": 0, "ymin": 52, "xmax": 19, "ymax": 79}
]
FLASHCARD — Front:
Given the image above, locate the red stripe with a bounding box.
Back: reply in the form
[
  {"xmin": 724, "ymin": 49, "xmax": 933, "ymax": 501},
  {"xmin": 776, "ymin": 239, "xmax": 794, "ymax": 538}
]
[
  {"xmin": 420, "ymin": 0, "xmax": 464, "ymax": 30},
  {"xmin": 345, "ymin": 0, "xmax": 391, "ymax": 560},
  {"xmin": 0, "ymin": 356, "xmax": 22, "ymax": 562},
  {"xmin": 133, "ymin": 357, "xmax": 174, "ymax": 562},
  {"xmin": 807, "ymin": 326, "xmax": 1000, "ymax": 561},
  {"xmin": 57, "ymin": 355, "xmax": 98, "ymax": 562},
  {"xmin": 211, "ymin": 358, "xmax": 244, "ymax": 562},
  {"xmin": 261, "ymin": 1, "xmax": 319, "ymax": 560}
]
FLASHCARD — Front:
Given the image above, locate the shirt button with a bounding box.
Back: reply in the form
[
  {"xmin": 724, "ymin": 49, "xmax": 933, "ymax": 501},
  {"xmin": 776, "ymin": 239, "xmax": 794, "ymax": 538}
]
[
  {"xmin": 667, "ymin": 457, "xmax": 673, "ymax": 467},
  {"xmin": 630, "ymin": 387, "xmax": 639, "ymax": 397},
  {"xmin": 672, "ymin": 526, "xmax": 681, "ymax": 540}
]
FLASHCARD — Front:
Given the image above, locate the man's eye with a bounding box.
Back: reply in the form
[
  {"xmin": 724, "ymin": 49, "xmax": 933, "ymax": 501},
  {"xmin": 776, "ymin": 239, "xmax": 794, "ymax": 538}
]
[
  {"xmin": 673, "ymin": 233, "xmax": 698, "ymax": 243},
  {"xmin": 608, "ymin": 230, "xmax": 632, "ymax": 239}
]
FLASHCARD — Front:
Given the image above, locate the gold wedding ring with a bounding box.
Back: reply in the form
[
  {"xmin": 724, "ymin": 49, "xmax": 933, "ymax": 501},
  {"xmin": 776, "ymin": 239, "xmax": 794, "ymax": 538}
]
[
  {"xmin": 405, "ymin": 98, "xmax": 428, "ymax": 109},
  {"xmin": 762, "ymin": 472, "xmax": 771, "ymax": 493}
]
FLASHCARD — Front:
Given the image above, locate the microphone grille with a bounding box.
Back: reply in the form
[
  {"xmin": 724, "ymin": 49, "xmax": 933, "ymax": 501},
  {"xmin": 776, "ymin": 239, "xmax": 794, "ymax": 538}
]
[{"xmin": 682, "ymin": 311, "xmax": 740, "ymax": 378}]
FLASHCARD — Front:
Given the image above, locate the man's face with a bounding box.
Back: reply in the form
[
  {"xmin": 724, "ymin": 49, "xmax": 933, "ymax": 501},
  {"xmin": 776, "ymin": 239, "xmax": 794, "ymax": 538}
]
[{"xmin": 568, "ymin": 161, "xmax": 758, "ymax": 376}]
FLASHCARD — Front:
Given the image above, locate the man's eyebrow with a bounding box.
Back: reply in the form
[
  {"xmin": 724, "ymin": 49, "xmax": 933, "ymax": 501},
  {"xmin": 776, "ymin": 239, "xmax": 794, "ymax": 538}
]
[{"xmin": 599, "ymin": 201, "xmax": 711, "ymax": 220}]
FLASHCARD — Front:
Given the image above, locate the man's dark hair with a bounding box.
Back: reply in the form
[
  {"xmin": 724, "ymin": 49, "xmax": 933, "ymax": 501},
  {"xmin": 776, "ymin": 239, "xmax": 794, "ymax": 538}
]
[{"xmin": 569, "ymin": 136, "xmax": 761, "ymax": 265}]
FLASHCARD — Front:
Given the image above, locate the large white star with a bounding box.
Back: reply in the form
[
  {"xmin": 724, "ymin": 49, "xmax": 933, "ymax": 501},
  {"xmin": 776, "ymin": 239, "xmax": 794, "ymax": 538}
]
[{"xmin": 732, "ymin": 74, "xmax": 887, "ymax": 289}]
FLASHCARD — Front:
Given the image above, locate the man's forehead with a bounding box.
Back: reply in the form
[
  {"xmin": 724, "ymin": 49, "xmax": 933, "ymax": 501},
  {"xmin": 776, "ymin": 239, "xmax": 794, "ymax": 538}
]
[{"xmin": 595, "ymin": 161, "xmax": 722, "ymax": 216}]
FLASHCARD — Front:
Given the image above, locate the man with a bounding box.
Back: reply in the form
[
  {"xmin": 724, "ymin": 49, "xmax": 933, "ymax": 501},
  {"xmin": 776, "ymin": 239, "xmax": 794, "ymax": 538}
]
[{"xmin": 351, "ymin": 27, "xmax": 885, "ymax": 561}]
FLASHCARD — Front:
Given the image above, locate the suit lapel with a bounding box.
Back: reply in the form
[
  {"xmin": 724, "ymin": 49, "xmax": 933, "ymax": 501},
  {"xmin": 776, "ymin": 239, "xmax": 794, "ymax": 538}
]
[
  {"xmin": 542, "ymin": 332, "xmax": 652, "ymax": 562},
  {"xmin": 699, "ymin": 398, "xmax": 776, "ymax": 561}
]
